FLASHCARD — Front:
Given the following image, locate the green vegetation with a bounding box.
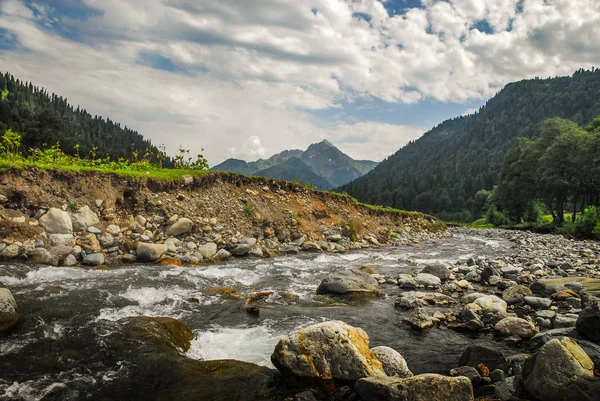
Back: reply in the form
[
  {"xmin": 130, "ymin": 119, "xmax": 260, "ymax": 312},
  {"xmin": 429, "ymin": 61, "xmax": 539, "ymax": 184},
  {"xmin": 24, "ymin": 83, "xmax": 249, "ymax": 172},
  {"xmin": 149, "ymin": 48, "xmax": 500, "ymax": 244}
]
[
  {"xmin": 243, "ymin": 203, "xmax": 257, "ymax": 216},
  {"xmin": 479, "ymin": 115, "xmax": 600, "ymax": 238},
  {"xmin": 340, "ymin": 69, "xmax": 600, "ymax": 222},
  {"xmin": 345, "ymin": 220, "xmax": 364, "ymax": 242}
]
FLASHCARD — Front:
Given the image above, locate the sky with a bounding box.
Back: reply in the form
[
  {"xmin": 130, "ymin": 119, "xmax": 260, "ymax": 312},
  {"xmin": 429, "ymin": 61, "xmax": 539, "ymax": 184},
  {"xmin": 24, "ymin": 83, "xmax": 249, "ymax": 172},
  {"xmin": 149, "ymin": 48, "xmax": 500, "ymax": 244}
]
[{"xmin": 0, "ymin": 0, "xmax": 599, "ymax": 165}]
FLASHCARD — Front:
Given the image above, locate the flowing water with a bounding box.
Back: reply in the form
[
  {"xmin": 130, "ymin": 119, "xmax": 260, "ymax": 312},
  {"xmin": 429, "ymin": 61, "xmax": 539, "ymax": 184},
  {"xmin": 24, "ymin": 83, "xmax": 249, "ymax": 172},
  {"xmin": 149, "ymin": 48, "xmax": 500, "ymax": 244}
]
[{"xmin": 0, "ymin": 232, "xmax": 520, "ymax": 400}]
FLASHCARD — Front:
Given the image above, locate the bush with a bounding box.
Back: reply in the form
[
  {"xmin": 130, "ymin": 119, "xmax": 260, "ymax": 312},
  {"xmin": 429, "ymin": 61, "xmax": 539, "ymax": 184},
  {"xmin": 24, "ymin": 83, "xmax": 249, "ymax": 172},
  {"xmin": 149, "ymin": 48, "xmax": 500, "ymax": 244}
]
[
  {"xmin": 486, "ymin": 204, "xmax": 510, "ymax": 226},
  {"xmin": 574, "ymin": 206, "xmax": 600, "ymax": 237},
  {"xmin": 524, "ymin": 200, "xmax": 544, "ymax": 223}
]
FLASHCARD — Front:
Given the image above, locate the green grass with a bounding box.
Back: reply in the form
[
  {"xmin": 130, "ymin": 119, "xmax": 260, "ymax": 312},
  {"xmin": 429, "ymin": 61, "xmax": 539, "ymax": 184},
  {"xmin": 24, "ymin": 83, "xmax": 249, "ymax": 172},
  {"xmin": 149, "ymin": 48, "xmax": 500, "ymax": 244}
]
[{"xmin": 0, "ymin": 158, "xmax": 211, "ymax": 180}]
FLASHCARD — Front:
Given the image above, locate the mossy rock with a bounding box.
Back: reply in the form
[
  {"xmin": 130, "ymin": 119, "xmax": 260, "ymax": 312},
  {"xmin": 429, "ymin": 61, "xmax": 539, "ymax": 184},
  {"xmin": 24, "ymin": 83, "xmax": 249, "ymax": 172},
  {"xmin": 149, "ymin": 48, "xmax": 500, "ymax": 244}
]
[{"xmin": 530, "ymin": 277, "xmax": 600, "ymax": 297}]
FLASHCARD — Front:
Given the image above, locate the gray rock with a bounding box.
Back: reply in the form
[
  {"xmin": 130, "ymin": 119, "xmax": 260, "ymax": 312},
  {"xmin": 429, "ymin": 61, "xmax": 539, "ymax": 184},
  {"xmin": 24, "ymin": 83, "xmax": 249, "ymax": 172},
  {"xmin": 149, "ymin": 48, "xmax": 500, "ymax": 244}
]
[
  {"xmin": 165, "ymin": 218, "xmax": 194, "ymax": 236},
  {"xmin": 354, "ymin": 374, "xmax": 474, "ymax": 401},
  {"xmin": 575, "ymin": 301, "xmax": 600, "ymax": 342},
  {"xmin": 70, "ymin": 206, "xmax": 100, "ymax": 232},
  {"xmin": 293, "ymin": 391, "xmax": 317, "ymax": 401},
  {"xmin": 87, "ymin": 226, "xmax": 101, "ymax": 234},
  {"xmin": 458, "ymin": 346, "xmax": 506, "ymax": 372},
  {"xmin": 270, "ymin": 320, "xmax": 386, "ymax": 384},
  {"xmin": 326, "ymin": 234, "xmax": 342, "ymax": 241},
  {"xmin": 211, "ymin": 249, "xmax": 231, "ymax": 262},
  {"xmin": 502, "ymin": 285, "xmax": 533, "ymax": 304},
  {"xmin": 136, "ymin": 243, "xmax": 167, "ymax": 262},
  {"xmin": 474, "ymin": 295, "xmax": 507, "ymax": 315},
  {"xmin": 397, "ymin": 274, "xmax": 418, "ymax": 289},
  {"xmin": 316, "ymin": 269, "xmax": 379, "ymax": 295},
  {"xmin": 421, "ymin": 263, "xmax": 451, "ymax": 281},
  {"xmin": 554, "ymin": 313, "xmax": 579, "ymax": 329},
  {"xmin": 39, "ymin": 208, "xmax": 73, "ymax": 234},
  {"xmin": 198, "ymin": 243, "xmax": 218, "ymax": 259},
  {"xmin": 523, "ymin": 296, "xmax": 552, "ymax": 309},
  {"xmin": 83, "ymin": 253, "xmax": 105, "ymax": 266},
  {"xmin": 449, "ymin": 366, "xmax": 481, "ymax": 384},
  {"xmin": 490, "ymin": 369, "xmax": 505, "ymax": 383},
  {"xmin": 106, "ymin": 225, "xmax": 121, "ymax": 236},
  {"xmin": 371, "ymin": 346, "xmax": 413, "ymax": 378},
  {"xmin": 122, "ymin": 254, "xmax": 137, "ymax": 263},
  {"xmin": 248, "ymin": 248, "xmax": 263, "ymax": 258},
  {"xmin": 403, "ymin": 307, "xmax": 434, "ymax": 331},
  {"xmin": 163, "ymin": 238, "xmax": 179, "ymax": 253},
  {"xmin": 231, "ymin": 237, "xmax": 257, "ymax": 256},
  {"xmin": 494, "ymin": 317, "xmax": 536, "ymax": 339},
  {"xmin": 0, "ymin": 288, "xmax": 22, "ymax": 336},
  {"xmin": 63, "ymin": 254, "xmax": 78, "ymax": 266},
  {"xmin": 1, "ymin": 244, "xmax": 20, "ymax": 259},
  {"xmin": 28, "ymin": 248, "xmax": 58, "ymax": 265},
  {"xmin": 523, "ymin": 338, "xmax": 594, "ymax": 401},
  {"xmin": 49, "ymin": 234, "xmax": 75, "ymax": 247},
  {"xmin": 415, "ymin": 273, "xmax": 441, "ymax": 288},
  {"xmin": 494, "ymin": 376, "xmax": 522, "ymax": 401}
]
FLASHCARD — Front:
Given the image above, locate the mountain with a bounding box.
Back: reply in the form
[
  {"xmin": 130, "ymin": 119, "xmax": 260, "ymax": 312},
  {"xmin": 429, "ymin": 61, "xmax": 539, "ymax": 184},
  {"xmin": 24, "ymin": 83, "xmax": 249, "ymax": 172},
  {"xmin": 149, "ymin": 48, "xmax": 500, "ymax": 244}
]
[
  {"xmin": 212, "ymin": 140, "xmax": 378, "ymax": 188},
  {"xmin": 340, "ymin": 69, "xmax": 600, "ymax": 221},
  {"xmin": 0, "ymin": 72, "xmax": 167, "ymax": 164}
]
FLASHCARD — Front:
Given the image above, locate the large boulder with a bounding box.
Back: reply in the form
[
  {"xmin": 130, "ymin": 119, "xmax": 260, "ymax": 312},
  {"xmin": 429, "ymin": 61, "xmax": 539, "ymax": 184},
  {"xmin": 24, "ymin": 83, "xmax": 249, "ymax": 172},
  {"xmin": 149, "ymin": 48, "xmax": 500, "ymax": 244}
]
[
  {"xmin": 354, "ymin": 374, "xmax": 474, "ymax": 401},
  {"xmin": 70, "ymin": 205, "xmax": 100, "ymax": 232},
  {"xmin": 271, "ymin": 320, "xmax": 386, "ymax": 385},
  {"xmin": 421, "ymin": 263, "xmax": 451, "ymax": 281},
  {"xmin": 316, "ymin": 269, "xmax": 379, "ymax": 295},
  {"xmin": 458, "ymin": 345, "xmax": 506, "ymax": 372},
  {"xmin": 166, "ymin": 218, "xmax": 194, "ymax": 236},
  {"xmin": 576, "ymin": 301, "xmax": 600, "ymax": 342},
  {"xmin": 198, "ymin": 242, "xmax": 218, "ymax": 259},
  {"xmin": 39, "ymin": 208, "xmax": 73, "ymax": 234},
  {"xmin": 0, "ymin": 288, "xmax": 22, "ymax": 336},
  {"xmin": 415, "ymin": 273, "xmax": 441, "ymax": 288},
  {"xmin": 28, "ymin": 248, "xmax": 59, "ymax": 266},
  {"xmin": 494, "ymin": 317, "xmax": 536, "ymax": 339},
  {"xmin": 523, "ymin": 338, "xmax": 594, "ymax": 401},
  {"xmin": 136, "ymin": 243, "xmax": 167, "ymax": 262},
  {"xmin": 371, "ymin": 346, "xmax": 413, "ymax": 378},
  {"xmin": 474, "ymin": 295, "xmax": 507, "ymax": 315},
  {"xmin": 502, "ymin": 285, "xmax": 533, "ymax": 304}
]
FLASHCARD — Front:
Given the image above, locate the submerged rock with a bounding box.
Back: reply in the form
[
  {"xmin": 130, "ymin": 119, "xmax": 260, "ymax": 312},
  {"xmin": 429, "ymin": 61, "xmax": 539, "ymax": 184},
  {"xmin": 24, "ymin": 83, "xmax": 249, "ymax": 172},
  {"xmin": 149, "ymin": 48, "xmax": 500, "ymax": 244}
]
[
  {"xmin": 316, "ymin": 269, "xmax": 379, "ymax": 295},
  {"xmin": 523, "ymin": 338, "xmax": 594, "ymax": 401},
  {"xmin": 270, "ymin": 320, "xmax": 386, "ymax": 386},
  {"xmin": 354, "ymin": 374, "xmax": 474, "ymax": 401}
]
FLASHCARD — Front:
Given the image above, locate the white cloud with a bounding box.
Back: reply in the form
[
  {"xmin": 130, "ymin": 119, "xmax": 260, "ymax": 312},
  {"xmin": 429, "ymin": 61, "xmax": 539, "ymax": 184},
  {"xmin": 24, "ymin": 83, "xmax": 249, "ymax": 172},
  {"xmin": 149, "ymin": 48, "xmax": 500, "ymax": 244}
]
[{"xmin": 0, "ymin": 0, "xmax": 599, "ymax": 164}]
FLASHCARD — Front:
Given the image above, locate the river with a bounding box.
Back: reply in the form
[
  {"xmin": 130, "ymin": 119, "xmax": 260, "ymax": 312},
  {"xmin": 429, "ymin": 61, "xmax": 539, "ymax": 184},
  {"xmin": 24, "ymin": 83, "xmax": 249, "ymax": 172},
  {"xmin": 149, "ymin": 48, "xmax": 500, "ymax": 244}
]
[{"xmin": 0, "ymin": 231, "xmax": 522, "ymax": 400}]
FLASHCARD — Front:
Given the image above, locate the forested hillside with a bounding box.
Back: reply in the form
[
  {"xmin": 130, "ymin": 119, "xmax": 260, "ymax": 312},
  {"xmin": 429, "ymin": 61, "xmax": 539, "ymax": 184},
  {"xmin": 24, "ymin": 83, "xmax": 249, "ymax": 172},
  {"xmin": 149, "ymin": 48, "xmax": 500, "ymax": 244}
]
[
  {"xmin": 340, "ymin": 69, "xmax": 600, "ymax": 221},
  {"xmin": 0, "ymin": 72, "xmax": 167, "ymax": 164}
]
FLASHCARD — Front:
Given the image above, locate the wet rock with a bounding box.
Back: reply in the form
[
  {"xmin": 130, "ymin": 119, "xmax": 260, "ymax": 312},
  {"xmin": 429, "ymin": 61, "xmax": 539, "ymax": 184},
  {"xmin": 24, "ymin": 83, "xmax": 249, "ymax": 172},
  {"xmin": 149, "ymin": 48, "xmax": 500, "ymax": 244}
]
[
  {"xmin": 494, "ymin": 376, "xmax": 522, "ymax": 401},
  {"xmin": 415, "ymin": 273, "xmax": 441, "ymax": 288},
  {"xmin": 371, "ymin": 346, "xmax": 413, "ymax": 378},
  {"xmin": 83, "ymin": 253, "xmax": 105, "ymax": 266},
  {"xmin": 397, "ymin": 274, "xmax": 417, "ymax": 289},
  {"xmin": 490, "ymin": 369, "xmax": 505, "ymax": 383},
  {"xmin": 354, "ymin": 374, "xmax": 474, "ymax": 401},
  {"xmin": 70, "ymin": 206, "xmax": 100, "ymax": 232},
  {"xmin": 271, "ymin": 320, "xmax": 386, "ymax": 386},
  {"xmin": 294, "ymin": 391, "xmax": 317, "ymax": 401},
  {"xmin": 530, "ymin": 277, "xmax": 600, "ymax": 297},
  {"xmin": 421, "ymin": 262, "xmax": 451, "ymax": 281},
  {"xmin": 523, "ymin": 296, "xmax": 552, "ymax": 310},
  {"xmin": 136, "ymin": 243, "xmax": 167, "ymax": 262},
  {"xmin": 494, "ymin": 317, "xmax": 536, "ymax": 339},
  {"xmin": 39, "ymin": 208, "xmax": 73, "ymax": 234},
  {"xmin": 459, "ymin": 345, "xmax": 507, "ymax": 372},
  {"xmin": 63, "ymin": 254, "xmax": 78, "ymax": 266},
  {"xmin": 403, "ymin": 307, "xmax": 434, "ymax": 331},
  {"xmin": 28, "ymin": 248, "xmax": 58, "ymax": 265},
  {"xmin": 452, "ymin": 318, "xmax": 484, "ymax": 333},
  {"xmin": 0, "ymin": 288, "xmax": 22, "ymax": 336},
  {"xmin": 231, "ymin": 237, "xmax": 258, "ymax": 256},
  {"xmin": 502, "ymin": 285, "xmax": 533, "ymax": 304},
  {"xmin": 554, "ymin": 313, "xmax": 579, "ymax": 328},
  {"xmin": 523, "ymin": 338, "xmax": 594, "ymax": 401},
  {"xmin": 316, "ymin": 269, "xmax": 379, "ymax": 296},
  {"xmin": 575, "ymin": 301, "xmax": 600, "ymax": 342},
  {"xmin": 166, "ymin": 218, "xmax": 193, "ymax": 236},
  {"xmin": 564, "ymin": 376, "xmax": 600, "ymax": 401},
  {"xmin": 450, "ymin": 366, "xmax": 481, "ymax": 384}
]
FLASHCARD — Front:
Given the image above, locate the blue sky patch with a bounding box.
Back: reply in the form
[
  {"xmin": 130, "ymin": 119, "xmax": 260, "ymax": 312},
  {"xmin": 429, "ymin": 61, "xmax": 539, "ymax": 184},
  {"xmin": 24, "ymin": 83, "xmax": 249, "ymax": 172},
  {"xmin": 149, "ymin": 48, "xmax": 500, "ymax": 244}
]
[
  {"xmin": 380, "ymin": 0, "xmax": 423, "ymax": 16},
  {"xmin": 0, "ymin": 28, "xmax": 19, "ymax": 51}
]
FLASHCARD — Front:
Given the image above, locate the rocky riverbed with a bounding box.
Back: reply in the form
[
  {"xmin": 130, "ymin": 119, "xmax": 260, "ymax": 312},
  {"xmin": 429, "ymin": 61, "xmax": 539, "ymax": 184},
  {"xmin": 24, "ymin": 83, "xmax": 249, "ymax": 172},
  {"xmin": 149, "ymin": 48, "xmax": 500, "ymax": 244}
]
[{"xmin": 0, "ymin": 227, "xmax": 599, "ymax": 401}]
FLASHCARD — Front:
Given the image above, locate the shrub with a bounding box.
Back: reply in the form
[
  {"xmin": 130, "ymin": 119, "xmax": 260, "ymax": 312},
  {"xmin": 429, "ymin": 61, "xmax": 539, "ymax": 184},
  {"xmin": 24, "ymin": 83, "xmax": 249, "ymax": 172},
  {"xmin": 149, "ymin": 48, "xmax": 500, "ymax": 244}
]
[
  {"xmin": 524, "ymin": 200, "xmax": 545, "ymax": 223},
  {"xmin": 486, "ymin": 204, "xmax": 509, "ymax": 226},
  {"xmin": 243, "ymin": 203, "xmax": 257, "ymax": 215}
]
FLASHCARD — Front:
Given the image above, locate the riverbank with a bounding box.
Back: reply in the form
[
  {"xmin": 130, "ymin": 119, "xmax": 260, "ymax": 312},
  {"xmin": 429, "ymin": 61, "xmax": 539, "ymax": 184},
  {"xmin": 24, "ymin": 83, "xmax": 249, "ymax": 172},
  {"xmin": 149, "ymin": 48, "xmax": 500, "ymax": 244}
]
[{"xmin": 0, "ymin": 168, "xmax": 444, "ymax": 267}]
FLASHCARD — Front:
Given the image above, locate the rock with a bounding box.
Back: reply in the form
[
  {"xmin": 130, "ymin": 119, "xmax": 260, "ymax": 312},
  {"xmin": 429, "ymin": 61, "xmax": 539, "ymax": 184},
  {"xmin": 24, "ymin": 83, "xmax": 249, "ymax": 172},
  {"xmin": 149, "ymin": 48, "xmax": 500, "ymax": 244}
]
[
  {"xmin": 554, "ymin": 314, "xmax": 579, "ymax": 328},
  {"xmin": 502, "ymin": 285, "xmax": 533, "ymax": 304},
  {"xmin": 294, "ymin": 391, "xmax": 317, "ymax": 401},
  {"xmin": 474, "ymin": 295, "xmax": 507, "ymax": 315},
  {"xmin": 494, "ymin": 376, "xmax": 522, "ymax": 401},
  {"xmin": 49, "ymin": 233, "xmax": 75, "ymax": 247},
  {"xmin": 564, "ymin": 376, "xmax": 600, "ymax": 401},
  {"xmin": 271, "ymin": 320, "xmax": 386, "ymax": 385},
  {"xmin": 403, "ymin": 307, "xmax": 434, "ymax": 331},
  {"xmin": 211, "ymin": 249, "xmax": 231, "ymax": 262},
  {"xmin": 163, "ymin": 237, "xmax": 179, "ymax": 253},
  {"xmin": 452, "ymin": 318, "xmax": 484, "ymax": 333},
  {"xmin": 459, "ymin": 345, "xmax": 507, "ymax": 372},
  {"xmin": 415, "ymin": 273, "xmax": 441, "ymax": 288},
  {"xmin": 231, "ymin": 237, "xmax": 257, "ymax": 256},
  {"xmin": 87, "ymin": 226, "xmax": 101, "ymax": 235},
  {"xmin": 83, "ymin": 253, "xmax": 105, "ymax": 266},
  {"xmin": 354, "ymin": 374, "xmax": 474, "ymax": 401},
  {"xmin": 165, "ymin": 218, "xmax": 193, "ymax": 236},
  {"xmin": 449, "ymin": 366, "xmax": 481, "ymax": 384},
  {"xmin": 530, "ymin": 277, "xmax": 600, "ymax": 297},
  {"xmin": 198, "ymin": 243, "xmax": 218, "ymax": 259},
  {"xmin": 494, "ymin": 317, "xmax": 536, "ymax": 339},
  {"xmin": 63, "ymin": 254, "xmax": 78, "ymax": 266},
  {"xmin": 248, "ymin": 248, "xmax": 263, "ymax": 258},
  {"xmin": 1, "ymin": 244, "xmax": 20, "ymax": 259},
  {"xmin": 575, "ymin": 301, "xmax": 600, "ymax": 342},
  {"xmin": 136, "ymin": 243, "xmax": 167, "ymax": 262},
  {"xmin": 490, "ymin": 369, "xmax": 505, "ymax": 383},
  {"xmin": 421, "ymin": 262, "xmax": 451, "ymax": 281},
  {"xmin": 0, "ymin": 288, "xmax": 22, "ymax": 336},
  {"xmin": 397, "ymin": 274, "xmax": 418, "ymax": 289},
  {"xmin": 38, "ymin": 208, "xmax": 73, "ymax": 234},
  {"xmin": 70, "ymin": 206, "xmax": 100, "ymax": 232},
  {"xmin": 301, "ymin": 242, "xmax": 321, "ymax": 252},
  {"xmin": 523, "ymin": 296, "xmax": 552, "ymax": 310},
  {"xmin": 316, "ymin": 269, "xmax": 379, "ymax": 295},
  {"xmin": 106, "ymin": 224, "xmax": 121, "ymax": 236},
  {"xmin": 523, "ymin": 338, "xmax": 594, "ymax": 401},
  {"xmin": 28, "ymin": 248, "xmax": 58, "ymax": 265},
  {"xmin": 97, "ymin": 233, "xmax": 116, "ymax": 248},
  {"xmin": 77, "ymin": 233, "xmax": 102, "ymax": 253},
  {"xmin": 371, "ymin": 346, "xmax": 413, "ymax": 378}
]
